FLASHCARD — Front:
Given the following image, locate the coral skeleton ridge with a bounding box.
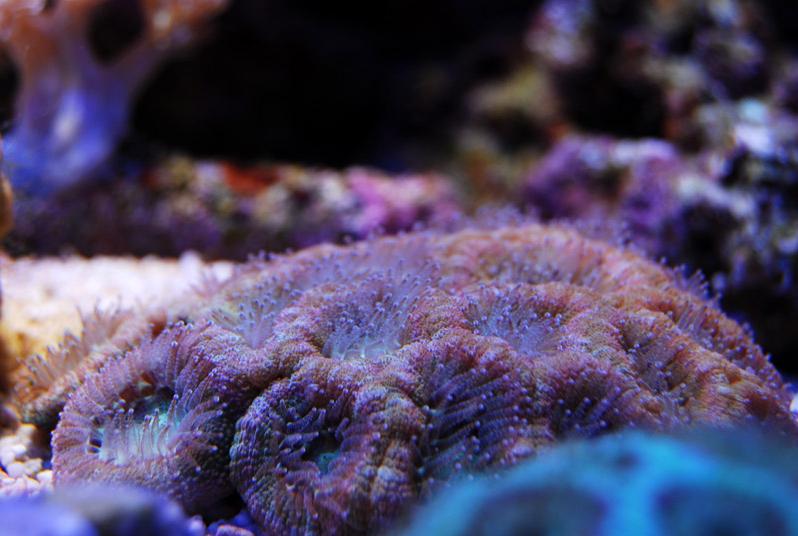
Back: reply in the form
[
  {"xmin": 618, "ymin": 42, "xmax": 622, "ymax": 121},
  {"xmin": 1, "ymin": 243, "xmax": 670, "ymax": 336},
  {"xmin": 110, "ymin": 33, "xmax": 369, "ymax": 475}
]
[{"xmin": 15, "ymin": 221, "xmax": 792, "ymax": 534}]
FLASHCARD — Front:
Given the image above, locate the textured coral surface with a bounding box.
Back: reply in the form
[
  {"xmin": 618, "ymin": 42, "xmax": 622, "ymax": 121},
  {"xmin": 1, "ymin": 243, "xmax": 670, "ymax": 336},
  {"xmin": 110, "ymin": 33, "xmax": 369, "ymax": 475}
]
[
  {"xmin": 32, "ymin": 222, "xmax": 796, "ymax": 534},
  {"xmin": 53, "ymin": 323, "xmax": 259, "ymax": 512},
  {"xmin": 401, "ymin": 430, "xmax": 798, "ymax": 536}
]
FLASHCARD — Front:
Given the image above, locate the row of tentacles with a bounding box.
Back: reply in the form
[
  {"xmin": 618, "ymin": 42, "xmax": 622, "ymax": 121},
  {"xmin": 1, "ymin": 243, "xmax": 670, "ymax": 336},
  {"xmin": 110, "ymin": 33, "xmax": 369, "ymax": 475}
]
[{"xmin": 15, "ymin": 222, "xmax": 798, "ymax": 534}]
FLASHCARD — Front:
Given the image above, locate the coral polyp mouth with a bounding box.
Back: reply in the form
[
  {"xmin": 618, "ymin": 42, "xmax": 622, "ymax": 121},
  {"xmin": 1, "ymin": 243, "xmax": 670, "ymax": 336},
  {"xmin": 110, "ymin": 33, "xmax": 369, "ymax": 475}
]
[
  {"xmin": 460, "ymin": 283, "xmax": 591, "ymax": 357},
  {"xmin": 302, "ymin": 428, "xmax": 342, "ymax": 476},
  {"xmin": 94, "ymin": 387, "xmax": 184, "ymax": 465},
  {"xmin": 320, "ymin": 276, "xmax": 431, "ymax": 363},
  {"xmin": 321, "ymin": 289, "xmax": 410, "ymax": 362},
  {"xmin": 213, "ymin": 274, "xmax": 302, "ymax": 349},
  {"xmin": 469, "ymin": 305, "xmax": 555, "ymax": 355},
  {"xmin": 275, "ymin": 272, "xmax": 433, "ymax": 366}
]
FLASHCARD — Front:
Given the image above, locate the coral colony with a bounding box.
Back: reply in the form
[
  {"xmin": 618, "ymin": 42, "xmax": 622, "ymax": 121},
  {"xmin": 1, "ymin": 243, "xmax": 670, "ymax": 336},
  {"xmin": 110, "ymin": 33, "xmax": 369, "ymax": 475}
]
[
  {"xmin": 8, "ymin": 222, "xmax": 797, "ymax": 534},
  {"xmin": 2, "ymin": 1, "xmax": 798, "ymax": 536}
]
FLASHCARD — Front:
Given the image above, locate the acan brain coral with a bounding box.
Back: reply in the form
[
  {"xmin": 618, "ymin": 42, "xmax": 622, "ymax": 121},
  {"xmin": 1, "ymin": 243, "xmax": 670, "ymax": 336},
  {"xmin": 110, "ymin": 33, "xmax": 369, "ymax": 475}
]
[{"xmin": 48, "ymin": 222, "xmax": 797, "ymax": 533}]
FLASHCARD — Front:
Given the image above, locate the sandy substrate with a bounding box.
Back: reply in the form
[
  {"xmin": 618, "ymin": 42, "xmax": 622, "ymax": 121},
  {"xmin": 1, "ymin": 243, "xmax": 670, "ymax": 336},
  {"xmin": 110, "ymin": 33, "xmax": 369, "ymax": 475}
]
[{"xmin": 0, "ymin": 253, "xmax": 232, "ymax": 363}]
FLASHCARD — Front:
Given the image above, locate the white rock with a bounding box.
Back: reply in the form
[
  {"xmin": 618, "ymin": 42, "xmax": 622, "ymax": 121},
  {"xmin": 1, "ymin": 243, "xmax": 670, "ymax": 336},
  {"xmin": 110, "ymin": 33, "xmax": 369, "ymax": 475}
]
[
  {"xmin": 36, "ymin": 470, "xmax": 53, "ymax": 488},
  {"xmin": 6, "ymin": 462, "xmax": 26, "ymax": 479}
]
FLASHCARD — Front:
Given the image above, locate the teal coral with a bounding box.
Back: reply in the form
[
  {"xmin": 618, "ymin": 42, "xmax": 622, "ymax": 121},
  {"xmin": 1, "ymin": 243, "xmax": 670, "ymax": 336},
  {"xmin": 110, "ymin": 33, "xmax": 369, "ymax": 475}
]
[{"xmin": 400, "ymin": 430, "xmax": 798, "ymax": 536}]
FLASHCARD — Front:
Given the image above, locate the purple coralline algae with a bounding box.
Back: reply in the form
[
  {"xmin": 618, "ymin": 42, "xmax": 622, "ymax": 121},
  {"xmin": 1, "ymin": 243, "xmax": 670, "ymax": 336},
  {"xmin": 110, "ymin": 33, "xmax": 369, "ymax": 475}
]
[
  {"xmin": 672, "ymin": 124, "xmax": 798, "ymax": 368},
  {"xmin": 400, "ymin": 430, "xmax": 798, "ymax": 536},
  {"xmin": 517, "ymin": 119, "xmax": 798, "ymax": 373},
  {"xmin": 7, "ymin": 159, "xmax": 460, "ymax": 260},
  {"xmin": 525, "ymin": 0, "xmax": 773, "ymax": 140},
  {"xmin": 24, "ymin": 221, "xmax": 795, "ymax": 534},
  {"xmin": 522, "ymin": 135, "xmax": 684, "ymax": 252}
]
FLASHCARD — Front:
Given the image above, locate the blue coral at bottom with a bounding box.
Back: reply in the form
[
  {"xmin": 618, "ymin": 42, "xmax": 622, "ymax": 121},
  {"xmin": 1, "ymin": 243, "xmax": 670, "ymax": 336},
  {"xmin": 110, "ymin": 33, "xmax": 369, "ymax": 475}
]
[{"xmin": 400, "ymin": 430, "xmax": 798, "ymax": 536}]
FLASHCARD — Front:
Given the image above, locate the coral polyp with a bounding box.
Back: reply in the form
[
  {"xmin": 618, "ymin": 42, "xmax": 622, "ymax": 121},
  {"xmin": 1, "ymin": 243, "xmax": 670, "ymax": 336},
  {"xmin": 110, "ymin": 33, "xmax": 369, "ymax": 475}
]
[
  {"xmin": 231, "ymin": 360, "xmax": 423, "ymax": 534},
  {"xmin": 212, "ymin": 274, "xmax": 301, "ymax": 350},
  {"xmin": 404, "ymin": 332, "xmax": 538, "ymax": 487},
  {"xmin": 41, "ymin": 221, "xmax": 798, "ymax": 533},
  {"xmin": 280, "ymin": 271, "xmax": 433, "ymax": 365},
  {"xmin": 52, "ymin": 323, "xmax": 257, "ymax": 513},
  {"xmin": 458, "ymin": 282, "xmax": 598, "ymax": 357},
  {"xmin": 319, "ymin": 279, "xmax": 422, "ymax": 362}
]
